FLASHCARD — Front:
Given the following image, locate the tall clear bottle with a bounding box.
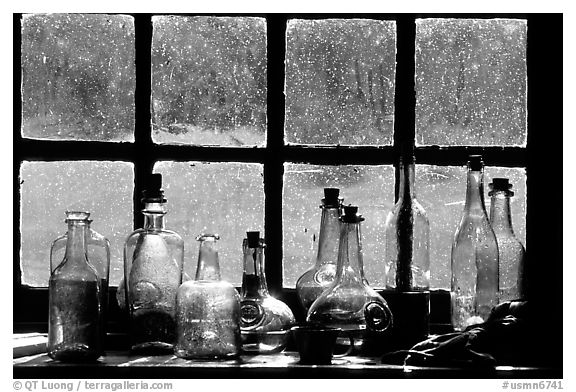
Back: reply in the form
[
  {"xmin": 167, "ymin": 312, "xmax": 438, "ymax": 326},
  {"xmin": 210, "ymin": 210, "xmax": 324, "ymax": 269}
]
[
  {"xmin": 307, "ymin": 205, "xmax": 393, "ymax": 355},
  {"xmin": 489, "ymin": 178, "xmax": 526, "ymax": 302},
  {"xmin": 48, "ymin": 214, "xmax": 102, "ymax": 361},
  {"xmin": 451, "ymin": 155, "xmax": 499, "ymax": 331},
  {"xmin": 296, "ymin": 188, "xmax": 343, "ymax": 312},
  {"xmin": 175, "ymin": 234, "xmax": 241, "ymax": 359},
  {"xmin": 240, "ymin": 232, "xmax": 295, "ymax": 354},
  {"xmin": 123, "ymin": 174, "xmax": 184, "ymax": 352},
  {"xmin": 384, "ymin": 154, "xmax": 430, "ymax": 344},
  {"xmin": 50, "ymin": 211, "xmax": 110, "ymax": 345}
]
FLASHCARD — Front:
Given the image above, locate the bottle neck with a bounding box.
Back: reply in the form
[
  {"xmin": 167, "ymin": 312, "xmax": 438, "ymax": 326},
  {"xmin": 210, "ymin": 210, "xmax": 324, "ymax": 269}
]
[
  {"xmin": 397, "ymin": 160, "xmax": 416, "ymax": 202},
  {"xmin": 241, "ymin": 243, "xmax": 268, "ymax": 298},
  {"xmin": 65, "ymin": 221, "xmax": 89, "ymax": 263},
  {"xmin": 490, "ymin": 192, "xmax": 515, "ymax": 234},
  {"xmin": 142, "ymin": 202, "xmax": 166, "ymax": 230},
  {"xmin": 335, "ymin": 221, "xmax": 365, "ymax": 284},
  {"xmin": 315, "ymin": 205, "xmax": 341, "ymax": 268},
  {"xmin": 464, "ymin": 168, "xmax": 488, "ymax": 213},
  {"xmin": 195, "ymin": 239, "xmax": 221, "ymax": 281}
]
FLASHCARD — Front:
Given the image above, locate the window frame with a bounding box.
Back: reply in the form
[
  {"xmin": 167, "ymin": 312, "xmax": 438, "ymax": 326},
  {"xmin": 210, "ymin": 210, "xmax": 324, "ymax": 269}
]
[{"xmin": 13, "ymin": 13, "xmax": 563, "ymax": 337}]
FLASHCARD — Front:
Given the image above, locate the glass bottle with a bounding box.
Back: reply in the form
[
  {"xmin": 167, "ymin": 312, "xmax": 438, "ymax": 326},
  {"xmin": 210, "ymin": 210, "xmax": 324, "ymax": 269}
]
[
  {"xmin": 48, "ymin": 213, "xmax": 102, "ymax": 361},
  {"xmin": 123, "ymin": 173, "xmax": 184, "ymax": 352},
  {"xmin": 489, "ymin": 178, "xmax": 526, "ymax": 302},
  {"xmin": 307, "ymin": 205, "xmax": 393, "ymax": 355},
  {"xmin": 451, "ymin": 155, "xmax": 499, "ymax": 331},
  {"xmin": 384, "ymin": 154, "xmax": 430, "ymax": 344},
  {"xmin": 50, "ymin": 211, "xmax": 110, "ymax": 344},
  {"xmin": 296, "ymin": 188, "xmax": 343, "ymax": 312},
  {"xmin": 175, "ymin": 234, "xmax": 241, "ymax": 359},
  {"xmin": 240, "ymin": 231, "xmax": 295, "ymax": 354}
]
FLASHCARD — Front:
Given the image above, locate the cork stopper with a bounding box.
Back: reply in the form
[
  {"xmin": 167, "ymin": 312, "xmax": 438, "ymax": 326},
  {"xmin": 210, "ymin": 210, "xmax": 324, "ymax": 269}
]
[
  {"xmin": 468, "ymin": 155, "xmax": 483, "ymax": 171},
  {"xmin": 142, "ymin": 173, "xmax": 166, "ymax": 202},
  {"xmin": 246, "ymin": 231, "xmax": 261, "ymax": 248},
  {"xmin": 340, "ymin": 205, "xmax": 365, "ymax": 223},
  {"xmin": 489, "ymin": 178, "xmax": 514, "ymax": 196}
]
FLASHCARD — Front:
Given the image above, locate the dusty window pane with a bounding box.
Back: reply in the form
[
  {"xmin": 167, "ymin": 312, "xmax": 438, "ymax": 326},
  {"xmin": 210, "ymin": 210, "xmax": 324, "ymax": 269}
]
[
  {"xmin": 19, "ymin": 161, "xmax": 134, "ymax": 287},
  {"xmin": 154, "ymin": 162, "xmax": 264, "ymax": 285},
  {"xmin": 285, "ymin": 19, "xmax": 396, "ymax": 146},
  {"xmin": 416, "ymin": 165, "xmax": 526, "ymax": 289},
  {"xmin": 283, "ymin": 164, "xmax": 394, "ymax": 288},
  {"xmin": 21, "ymin": 14, "xmax": 135, "ymax": 142},
  {"xmin": 416, "ymin": 19, "xmax": 527, "ymax": 146},
  {"xmin": 152, "ymin": 16, "xmax": 267, "ymax": 146}
]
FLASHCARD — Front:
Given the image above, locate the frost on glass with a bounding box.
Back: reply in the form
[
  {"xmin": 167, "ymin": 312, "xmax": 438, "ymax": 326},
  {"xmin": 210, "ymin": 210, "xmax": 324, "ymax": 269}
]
[
  {"xmin": 285, "ymin": 19, "xmax": 396, "ymax": 146},
  {"xmin": 416, "ymin": 19, "xmax": 527, "ymax": 146},
  {"xmin": 283, "ymin": 164, "xmax": 394, "ymax": 288},
  {"xmin": 416, "ymin": 165, "xmax": 526, "ymax": 289},
  {"xmin": 152, "ymin": 16, "xmax": 267, "ymax": 146},
  {"xmin": 153, "ymin": 162, "xmax": 264, "ymax": 285},
  {"xmin": 21, "ymin": 14, "xmax": 135, "ymax": 142},
  {"xmin": 19, "ymin": 161, "xmax": 134, "ymax": 286}
]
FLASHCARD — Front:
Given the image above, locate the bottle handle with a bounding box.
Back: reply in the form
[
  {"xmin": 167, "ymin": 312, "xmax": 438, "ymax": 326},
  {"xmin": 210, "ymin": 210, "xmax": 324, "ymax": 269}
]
[{"xmin": 364, "ymin": 301, "xmax": 393, "ymax": 332}]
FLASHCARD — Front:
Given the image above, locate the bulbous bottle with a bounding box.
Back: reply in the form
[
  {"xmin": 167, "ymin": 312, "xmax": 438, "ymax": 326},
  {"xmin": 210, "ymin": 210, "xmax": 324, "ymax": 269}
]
[
  {"xmin": 239, "ymin": 232, "xmax": 295, "ymax": 354},
  {"xmin": 296, "ymin": 188, "xmax": 343, "ymax": 312},
  {"xmin": 307, "ymin": 205, "xmax": 393, "ymax": 356},
  {"xmin": 489, "ymin": 178, "xmax": 526, "ymax": 302},
  {"xmin": 48, "ymin": 214, "xmax": 102, "ymax": 361},
  {"xmin": 175, "ymin": 234, "xmax": 241, "ymax": 359},
  {"xmin": 384, "ymin": 154, "xmax": 430, "ymax": 344},
  {"xmin": 50, "ymin": 211, "xmax": 110, "ymax": 345},
  {"xmin": 123, "ymin": 174, "xmax": 184, "ymax": 352},
  {"xmin": 451, "ymin": 155, "xmax": 499, "ymax": 331}
]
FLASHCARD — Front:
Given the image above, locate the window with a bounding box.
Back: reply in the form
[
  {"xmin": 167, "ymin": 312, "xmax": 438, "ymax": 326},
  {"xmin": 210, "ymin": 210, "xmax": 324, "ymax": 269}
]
[{"xmin": 15, "ymin": 14, "xmax": 562, "ymax": 331}]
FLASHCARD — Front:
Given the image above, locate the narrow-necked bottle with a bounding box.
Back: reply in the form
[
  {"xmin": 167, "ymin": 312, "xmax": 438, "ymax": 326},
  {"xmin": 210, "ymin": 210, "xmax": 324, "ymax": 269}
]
[
  {"xmin": 240, "ymin": 231, "xmax": 295, "ymax": 354},
  {"xmin": 308, "ymin": 205, "xmax": 393, "ymax": 355},
  {"xmin": 451, "ymin": 155, "xmax": 499, "ymax": 331},
  {"xmin": 296, "ymin": 188, "xmax": 343, "ymax": 312},
  {"xmin": 384, "ymin": 154, "xmax": 430, "ymax": 343},
  {"xmin": 123, "ymin": 173, "xmax": 184, "ymax": 353},
  {"xmin": 50, "ymin": 211, "xmax": 110, "ymax": 345},
  {"xmin": 489, "ymin": 178, "xmax": 526, "ymax": 302},
  {"xmin": 175, "ymin": 234, "xmax": 241, "ymax": 359},
  {"xmin": 48, "ymin": 213, "xmax": 102, "ymax": 361}
]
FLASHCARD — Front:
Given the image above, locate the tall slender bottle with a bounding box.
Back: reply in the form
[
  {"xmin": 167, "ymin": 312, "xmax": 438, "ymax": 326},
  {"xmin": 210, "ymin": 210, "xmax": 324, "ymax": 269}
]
[
  {"xmin": 239, "ymin": 232, "xmax": 295, "ymax": 354},
  {"xmin": 308, "ymin": 205, "xmax": 393, "ymax": 355},
  {"xmin": 489, "ymin": 178, "xmax": 526, "ymax": 302},
  {"xmin": 50, "ymin": 211, "xmax": 110, "ymax": 345},
  {"xmin": 48, "ymin": 214, "xmax": 102, "ymax": 361},
  {"xmin": 384, "ymin": 154, "xmax": 430, "ymax": 344},
  {"xmin": 175, "ymin": 234, "xmax": 241, "ymax": 359},
  {"xmin": 123, "ymin": 173, "xmax": 184, "ymax": 352},
  {"xmin": 451, "ymin": 155, "xmax": 499, "ymax": 331},
  {"xmin": 296, "ymin": 188, "xmax": 343, "ymax": 312}
]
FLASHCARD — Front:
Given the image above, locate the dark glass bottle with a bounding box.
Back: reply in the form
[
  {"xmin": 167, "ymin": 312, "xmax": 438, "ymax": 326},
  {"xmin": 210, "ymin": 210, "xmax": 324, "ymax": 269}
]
[
  {"xmin": 296, "ymin": 188, "xmax": 343, "ymax": 312},
  {"xmin": 240, "ymin": 232, "xmax": 295, "ymax": 354},
  {"xmin": 50, "ymin": 211, "xmax": 110, "ymax": 345},
  {"xmin": 175, "ymin": 234, "xmax": 241, "ymax": 359},
  {"xmin": 123, "ymin": 174, "xmax": 184, "ymax": 352},
  {"xmin": 48, "ymin": 214, "xmax": 102, "ymax": 361},
  {"xmin": 489, "ymin": 178, "xmax": 526, "ymax": 302},
  {"xmin": 307, "ymin": 205, "xmax": 393, "ymax": 355},
  {"xmin": 451, "ymin": 156, "xmax": 499, "ymax": 331},
  {"xmin": 384, "ymin": 155, "xmax": 430, "ymax": 344}
]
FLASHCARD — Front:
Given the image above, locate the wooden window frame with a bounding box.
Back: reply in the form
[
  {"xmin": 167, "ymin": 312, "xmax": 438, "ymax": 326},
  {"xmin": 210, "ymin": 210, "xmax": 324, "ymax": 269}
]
[{"xmin": 13, "ymin": 13, "xmax": 562, "ymax": 344}]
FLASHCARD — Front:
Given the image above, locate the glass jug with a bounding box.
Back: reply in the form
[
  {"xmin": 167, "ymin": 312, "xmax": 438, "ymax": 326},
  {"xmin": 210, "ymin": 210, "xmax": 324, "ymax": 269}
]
[
  {"xmin": 175, "ymin": 234, "xmax": 241, "ymax": 359},
  {"xmin": 239, "ymin": 232, "xmax": 295, "ymax": 354},
  {"xmin": 307, "ymin": 205, "xmax": 393, "ymax": 356}
]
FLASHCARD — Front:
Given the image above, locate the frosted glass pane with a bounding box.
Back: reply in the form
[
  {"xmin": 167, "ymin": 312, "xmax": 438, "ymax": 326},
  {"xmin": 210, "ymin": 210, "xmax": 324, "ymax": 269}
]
[
  {"xmin": 285, "ymin": 19, "xmax": 396, "ymax": 145},
  {"xmin": 416, "ymin": 19, "xmax": 527, "ymax": 146},
  {"xmin": 416, "ymin": 165, "xmax": 526, "ymax": 289},
  {"xmin": 283, "ymin": 164, "xmax": 394, "ymax": 288},
  {"xmin": 152, "ymin": 16, "xmax": 266, "ymax": 146},
  {"xmin": 21, "ymin": 14, "xmax": 135, "ymax": 142},
  {"xmin": 19, "ymin": 161, "xmax": 134, "ymax": 286},
  {"xmin": 154, "ymin": 162, "xmax": 264, "ymax": 285}
]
